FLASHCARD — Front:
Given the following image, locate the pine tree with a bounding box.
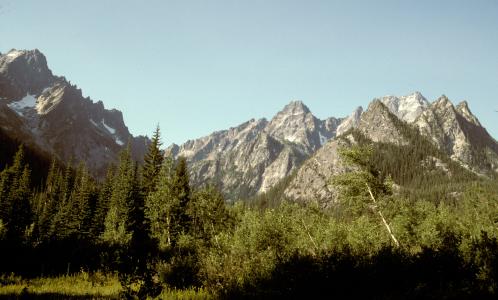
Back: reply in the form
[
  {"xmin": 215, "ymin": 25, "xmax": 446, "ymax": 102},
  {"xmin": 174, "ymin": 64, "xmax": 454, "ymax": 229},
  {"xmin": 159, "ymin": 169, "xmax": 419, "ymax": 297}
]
[
  {"xmin": 8, "ymin": 166, "xmax": 32, "ymax": 241},
  {"xmin": 91, "ymin": 165, "xmax": 115, "ymax": 239},
  {"xmin": 172, "ymin": 157, "xmax": 192, "ymax": 236},
  {"xmin": 67, "ymin": 163, "xmax": 95, "ymax": 239},
  {"xmin": 145, "ymin": 155, "xmax": 176, "ymax": 249},
  {"xmin": 50, "ymin": 161, "xmax": 76, "ymax": 240},
  {"xmin": 102, "ymin": 147, "xmax": 135, "ymax": 245},
  {"xmin": 120, "ymin": 163, "xmax": 161, "ymax": 299},
  {"xmin": 35, "ymin": 159, "xmax": 63, "ymax": 242},
  {"xmin": 0, "ymin": 146, "xmax": 33, "ymax": 242},
  {"xmin": 142, "ymin": 125, "xmax": 164, "ymax": 196}
]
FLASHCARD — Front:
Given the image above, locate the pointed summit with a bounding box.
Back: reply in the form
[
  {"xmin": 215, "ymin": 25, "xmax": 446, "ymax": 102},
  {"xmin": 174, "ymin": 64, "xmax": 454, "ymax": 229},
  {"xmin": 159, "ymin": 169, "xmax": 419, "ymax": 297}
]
[
  {"xmin": 0, "ymin": 49, "xmax": 53, "ymax": 97},
  {"xmin": 265, "ymin": 100, "xmax": 319, "ymax": 151},
  {"xmin": 279, "ymin": 100, "xmax": 311, "ymax": 115},
  {"xmin": 0, "ymin": 49, "xmax": 49, "ymax": 72},
  {"xmin": 433, "ymin": 95, "xmax": 453, "ymax": 109},
  {"xmin": 456, "ymin": 101, "xmax": 481, "ymax": 126},
  {"xmin": 357, "ymin": 100, "xmax": 407, "ymax": 145}
]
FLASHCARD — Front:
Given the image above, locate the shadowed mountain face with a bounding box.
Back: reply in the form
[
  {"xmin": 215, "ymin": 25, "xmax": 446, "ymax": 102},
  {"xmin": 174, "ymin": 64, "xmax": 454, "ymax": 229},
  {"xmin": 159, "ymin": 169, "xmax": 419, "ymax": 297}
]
[{"xmin": 0, "ymin": 49, "xmax": 148, "ymax": 177}]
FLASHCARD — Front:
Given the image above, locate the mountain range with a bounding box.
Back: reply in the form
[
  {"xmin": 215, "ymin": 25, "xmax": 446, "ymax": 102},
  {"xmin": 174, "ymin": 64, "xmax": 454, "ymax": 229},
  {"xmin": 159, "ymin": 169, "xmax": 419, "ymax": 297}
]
[{"xmin": 1, "ymin": 49, "xmax": 497, "ymax": 202}]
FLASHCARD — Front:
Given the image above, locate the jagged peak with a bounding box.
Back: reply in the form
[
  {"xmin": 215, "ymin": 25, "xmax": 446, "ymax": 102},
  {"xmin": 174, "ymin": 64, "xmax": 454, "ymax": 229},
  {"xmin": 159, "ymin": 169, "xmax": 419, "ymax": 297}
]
[
  {"xmin": 279, "ymin": 100, "xmax": 311, "ymax": 115},
  {"xmin": 432, "ymin": 95, "xmax": 456, "ymax": 110},
  {"xmin": 367, "ymin": 99, "xmax": 390, "ymax": 113},
  {"xmin": 435, "ymin": 94, "xmax": 450, "ymax": 102},
  {"xmin": 456, "ymin": 100, "xmax": 481, "ymax": 126},
  {"xmin": 401, "ymin": 91, "xmax": 429, "ymax": 104},
  {"xmin": 1, "ymin": 48, "xmax": 47, "ymax": 66},
  {"xmin": 456, "ymin": 100, "xmax": 471, "ymax": 112}
]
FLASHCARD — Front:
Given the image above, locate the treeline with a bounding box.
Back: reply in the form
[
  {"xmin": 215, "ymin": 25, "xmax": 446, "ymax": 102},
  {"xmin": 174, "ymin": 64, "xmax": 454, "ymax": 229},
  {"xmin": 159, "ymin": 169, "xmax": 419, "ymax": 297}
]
[
  {"xmin": 1, "ymin": 127, "xmax": 498, "ymax": 299},
  {"xmin": 0, "ymin": 127, "xmax": 52, "ymax": 185}
]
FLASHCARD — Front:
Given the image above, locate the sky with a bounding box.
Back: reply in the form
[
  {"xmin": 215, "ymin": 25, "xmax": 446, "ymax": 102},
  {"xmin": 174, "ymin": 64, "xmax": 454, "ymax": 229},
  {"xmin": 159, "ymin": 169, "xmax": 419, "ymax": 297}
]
[{"xmin": 1, "ymin": 0, "xmax": 497, "ymax": 144}]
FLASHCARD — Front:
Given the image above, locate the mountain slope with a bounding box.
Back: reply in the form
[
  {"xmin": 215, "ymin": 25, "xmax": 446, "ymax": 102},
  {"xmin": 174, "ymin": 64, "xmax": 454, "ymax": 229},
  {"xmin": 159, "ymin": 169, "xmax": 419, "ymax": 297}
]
[
  {"xmin": 169, "ymin": 101, "xmax": 360, "ymax": 200},
  {"xmin": 284, "ymin": 99, "xmax": 411, "ymax": 205},
  {"xmin": 284, "ymin": 93, "xmax": 498, "ymax": 205},
  {"xmin": 0, "ymin": 49, "xmax": 148, "ymax": 176},
  {"xmin": 414, "ymin": 96, "xmax": 498, "ymax": 174}
]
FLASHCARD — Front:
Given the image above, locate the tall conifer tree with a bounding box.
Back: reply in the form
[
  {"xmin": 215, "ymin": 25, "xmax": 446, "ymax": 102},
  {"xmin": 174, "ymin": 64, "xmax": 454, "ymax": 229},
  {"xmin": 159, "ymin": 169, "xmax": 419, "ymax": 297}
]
[
  {"xmin": 172, "ymin": 157, "xmax": 192, "ymax": 235},
  {"xmin": 142, "ymin": 125, "xmax": 164, "ymax": 196},
  {"xmin": 102, "ymin": 146, "xmax": 135, "ymax": 245}
]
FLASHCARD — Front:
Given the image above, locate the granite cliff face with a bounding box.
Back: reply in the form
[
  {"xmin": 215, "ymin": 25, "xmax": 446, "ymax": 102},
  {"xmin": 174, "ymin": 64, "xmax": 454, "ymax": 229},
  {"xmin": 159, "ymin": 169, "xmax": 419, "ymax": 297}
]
[
  {"xmin": 169, "ymin": 101, "xmax": 362, "ymax": 199},
  {"xmin": 0, "ymin": 49, "xmax": 148, "ymax": 176}
]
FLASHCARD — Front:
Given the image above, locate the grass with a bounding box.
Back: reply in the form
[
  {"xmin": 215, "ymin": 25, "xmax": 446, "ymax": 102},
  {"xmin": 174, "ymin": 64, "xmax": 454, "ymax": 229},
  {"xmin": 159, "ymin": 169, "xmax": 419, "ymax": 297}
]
[
  {"xmin": 158, "ymin": 287, "xmax": 213, "ymax": 300},
  {"xmin": 0, "ymin": 272, "xmax": 212, "ymax": 299},
  {"xmin": 0, "ymin": 271, "xmax": 120, "ymax": 299}
]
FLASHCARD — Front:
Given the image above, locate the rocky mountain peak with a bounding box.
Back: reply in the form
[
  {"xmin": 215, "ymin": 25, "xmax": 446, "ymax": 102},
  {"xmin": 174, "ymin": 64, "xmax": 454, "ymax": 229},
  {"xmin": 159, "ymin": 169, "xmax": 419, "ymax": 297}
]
[
  {"xmin": 0, "ymin": 49, "xmax": 54, "ymax": 100},
  {"xmin": 355, "ymin": 100, "xmax": 408, "ymax": 146},
  {"xmin": 0, "ymin": 49, "xmax": 47, "ymax": 69},
  {"xmin": 279, "ymin": 100, "xmax": 311, "ymax": 115},
  {"xmin": 0, "ymin": 49, "xmax": 148, "ymax": 177},
  {"xmin": 456, "ymin": 100, "xmax": 481, "ymax": 127},
  {"xmin": 379, "ymin": 91, "xmax": 429, "ymax": 123},
  {"xmin": 433, "ymin": 95, "xmax": 453, "ymax": 109},
  {"xmin": 265, "ymin": 100, "xmax": 320, "ymax": 152},
  {"xmin": 169, "ymin": 99, "xmax": 356, "ymax": 199},
  {"xmin": 336, "ymin": 106, "xmax": 363, "ymax": 136}
]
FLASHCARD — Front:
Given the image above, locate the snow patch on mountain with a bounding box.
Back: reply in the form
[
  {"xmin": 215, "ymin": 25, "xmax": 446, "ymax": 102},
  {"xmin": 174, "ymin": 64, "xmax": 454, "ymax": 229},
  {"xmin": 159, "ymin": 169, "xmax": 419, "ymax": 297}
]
[
  {"xmin": 7, "ymin": 93, "xmax": 37, "ymax": 116},
  {"xmin": 102, "ymin": 120, "xmax": 116, "ymax": 134}
]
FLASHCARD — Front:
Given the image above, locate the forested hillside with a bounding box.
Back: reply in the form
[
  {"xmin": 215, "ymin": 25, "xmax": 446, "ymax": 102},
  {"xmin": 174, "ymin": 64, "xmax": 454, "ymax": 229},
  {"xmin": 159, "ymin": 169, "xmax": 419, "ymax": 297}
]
[{"xmin": 1, "ymin": 126, "xmax": 497, "ymax": 299}]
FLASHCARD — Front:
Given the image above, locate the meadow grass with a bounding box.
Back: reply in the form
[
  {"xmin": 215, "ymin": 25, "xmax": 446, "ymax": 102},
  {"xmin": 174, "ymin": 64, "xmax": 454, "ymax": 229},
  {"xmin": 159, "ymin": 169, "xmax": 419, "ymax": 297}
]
[
  {"xmin": 0, "ymin": 271, "xmax": 120, "ymax": 299},
  {"xmin": 0, "ymin": 272, "xmax": 212, "ymax": 299}
]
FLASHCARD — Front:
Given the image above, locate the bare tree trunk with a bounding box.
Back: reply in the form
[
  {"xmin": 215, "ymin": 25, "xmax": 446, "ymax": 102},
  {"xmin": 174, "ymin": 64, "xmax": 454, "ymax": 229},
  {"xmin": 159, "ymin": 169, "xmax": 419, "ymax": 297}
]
[
  {"xmin": 301, "ymin": 219, "xmax": 318, "ymax": 256},
  {"xmin": 166, "ymin": 215, "xmax": 171, "ymax": 246},
  {"xmin": 366, "ymin": 183, "xmax": 400, "ymax": 247}
]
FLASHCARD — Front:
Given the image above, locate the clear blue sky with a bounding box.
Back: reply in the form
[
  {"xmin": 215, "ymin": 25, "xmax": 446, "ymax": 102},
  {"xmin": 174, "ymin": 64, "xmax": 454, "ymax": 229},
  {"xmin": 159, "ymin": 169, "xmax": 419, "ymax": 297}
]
[{"xmin": 1, "ymin": 0, "xmax": 497, "ymax": 144}]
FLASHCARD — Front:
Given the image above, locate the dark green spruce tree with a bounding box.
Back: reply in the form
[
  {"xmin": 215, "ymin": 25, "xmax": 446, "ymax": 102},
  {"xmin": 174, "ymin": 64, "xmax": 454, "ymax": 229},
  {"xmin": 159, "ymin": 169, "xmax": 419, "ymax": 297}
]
[
  {"xmin": 102, "ymin": 147, "xmax": 135, "ymax": 245},
  {"xmin": 50, "ymin": 161, "xmax": 76, "ymax": 240},
  {"xmin": 33, "ymin": 158, "xmax": 63, "ymax": 243},
  {"xmin": 142, "ymin": 125, "xmax": 164, "ymax": 196},
  {"xmin": 91, "ymin": 165, "xmax": 115, "ymax": 239},
  {"xmin": 172, "ymin": 157, "xmax": 192, "ymax": 236},
  {"xmin": 67, "ymin": 163, "xmax": 95, "ymax": 239},
  {"xmin": 105, "ymin": 142, "xmax": 161, "ymax": 299},
  {"xmin": 0, "ymin": 146, "xmax": 33, "ymax": 242}
]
